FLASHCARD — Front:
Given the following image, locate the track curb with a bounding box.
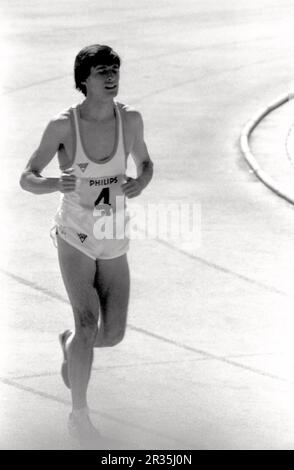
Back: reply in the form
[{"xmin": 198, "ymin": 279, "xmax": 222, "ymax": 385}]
[{"xmin": 240, "ymin": 93, "xmax": 294, "ymax": 205}]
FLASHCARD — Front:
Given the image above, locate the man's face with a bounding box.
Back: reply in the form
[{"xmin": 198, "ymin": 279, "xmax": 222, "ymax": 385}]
[{"xmin": 85, "ymin": 63, "xmax": 120, "ymax": 98}]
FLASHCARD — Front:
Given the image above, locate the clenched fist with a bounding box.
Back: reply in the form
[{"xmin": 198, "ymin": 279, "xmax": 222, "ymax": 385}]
[
  {"xmin": 121, "ymin": 176, "xmax": 144, "ymax": 199},
  {"xmin": 58, "ymin": 168, "xmax": 78, "ymax": 193}
]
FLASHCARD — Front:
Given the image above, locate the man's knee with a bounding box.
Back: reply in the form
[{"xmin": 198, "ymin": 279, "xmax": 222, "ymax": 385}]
[
  {"xmin": 106, "ymin": 329, "xmax": 125, "ymax": 347},
  {"xmin": 99, "ymin": 326, "xmax": 126, "ymax": 347},
  {"xmin": 73, "ymin": 307, "xmax": 98, "ymax": 346}
]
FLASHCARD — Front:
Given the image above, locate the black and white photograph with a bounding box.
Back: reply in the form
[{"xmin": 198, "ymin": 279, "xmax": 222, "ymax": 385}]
[{"xmin": 1, "ymin": 0, "xmax": 294, "ymax": 452}]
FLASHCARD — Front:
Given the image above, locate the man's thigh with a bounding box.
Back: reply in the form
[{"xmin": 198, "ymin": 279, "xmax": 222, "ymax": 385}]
[
  {"xmin": 95, "ymin": 254, "xmax": 130, "ymax": 328},
  {"xmin": 57, "ymin": 235, "xmax": 100, "ymax": 324}
]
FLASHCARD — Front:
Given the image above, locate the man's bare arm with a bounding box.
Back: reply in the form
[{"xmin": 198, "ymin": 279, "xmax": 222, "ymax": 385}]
[
  {"xmin": 122, "ymin": 110, "xmax": 153, "ymax": 198},
  {"xmin": 19, "ymin": 118, "xmax": 76, "ymax": 195}
]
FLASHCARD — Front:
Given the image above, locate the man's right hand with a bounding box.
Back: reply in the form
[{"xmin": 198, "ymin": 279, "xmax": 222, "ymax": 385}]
[{"xmin": 58, "ymin": 168, "xmax": 77, "ymax": 193}]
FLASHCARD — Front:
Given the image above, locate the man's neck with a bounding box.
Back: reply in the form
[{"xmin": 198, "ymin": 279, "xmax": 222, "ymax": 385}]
[{"xmin": 79, "ymin": 97, "xmax": 115, "ymax": 122}]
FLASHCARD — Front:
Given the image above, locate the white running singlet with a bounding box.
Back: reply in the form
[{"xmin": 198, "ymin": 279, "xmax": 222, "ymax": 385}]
[{"xmin": 53, "ymin": 101, "xmax": 129, "ymax": 260}]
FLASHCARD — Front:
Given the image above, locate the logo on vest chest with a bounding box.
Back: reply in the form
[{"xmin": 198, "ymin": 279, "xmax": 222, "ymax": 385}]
[{"xmin": 77, "ymin": 163, "xmax": 89, "ymax": 173}]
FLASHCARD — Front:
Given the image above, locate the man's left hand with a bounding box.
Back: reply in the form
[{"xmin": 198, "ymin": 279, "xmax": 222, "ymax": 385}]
[{"xmin": 121, "ymin": 177, "xmax": 144, "ymax": 198}]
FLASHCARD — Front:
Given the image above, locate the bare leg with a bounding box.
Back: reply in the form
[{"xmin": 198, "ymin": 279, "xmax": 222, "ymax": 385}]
[
  {"xmin": 94, "ymin": 254, "xmax": 130, "ymax": 348},
  {"xmin": 57, "ymin": 235, "xmax": 100, "ymax": 410},
  {"xmin": 57, "ymin": 236, "xmax": 129, "ymax": 447}
]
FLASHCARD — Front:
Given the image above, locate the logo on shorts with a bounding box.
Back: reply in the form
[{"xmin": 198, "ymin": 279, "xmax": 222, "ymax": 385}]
[
  {"xmin": 77, "ymin": 163, "xmax": 88, "ymax": 173},
  {"xmin": 77, "ymin": 233, "xmax": 87, "ymax": 243}
]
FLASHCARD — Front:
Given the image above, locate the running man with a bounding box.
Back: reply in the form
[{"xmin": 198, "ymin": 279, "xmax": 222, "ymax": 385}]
[{"xmin": 19, "ymin": 44, "xmax": 153, "ymax": 446}]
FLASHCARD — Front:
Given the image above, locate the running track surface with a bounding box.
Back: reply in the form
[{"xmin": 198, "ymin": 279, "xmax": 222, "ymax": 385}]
[{"xmin": 1, "ymin": 0, "xmax": 294, "ymax": 449}]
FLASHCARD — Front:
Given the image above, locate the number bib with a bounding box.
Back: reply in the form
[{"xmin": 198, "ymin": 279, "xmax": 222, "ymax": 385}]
[{"xmin": 77, "ymin": 174, "xmax": 126, "ymax": 215}]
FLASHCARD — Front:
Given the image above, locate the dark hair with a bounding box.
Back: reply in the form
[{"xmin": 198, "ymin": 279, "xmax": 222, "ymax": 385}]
[{"xmin": 74, "ymin": 44, "xmax": 121, "ymax": 96}]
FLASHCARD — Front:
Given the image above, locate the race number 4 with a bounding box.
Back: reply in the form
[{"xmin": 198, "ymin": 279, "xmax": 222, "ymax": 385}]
[{"xmin": 94, "ymin": 187, "xmax": 111, "ymax": 207}]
